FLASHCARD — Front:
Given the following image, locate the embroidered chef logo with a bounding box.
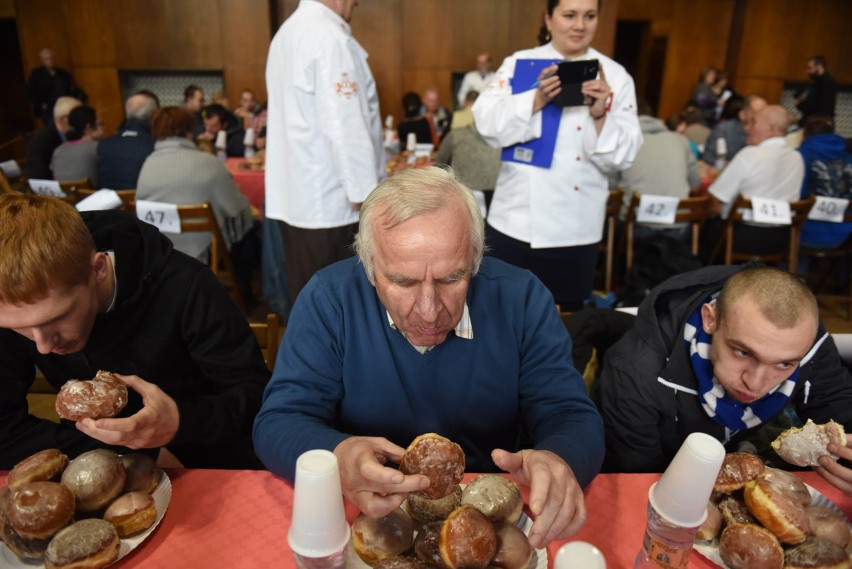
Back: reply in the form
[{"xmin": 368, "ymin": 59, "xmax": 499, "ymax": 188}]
[{"xmin": 335, "ymin": 73, "xmax": 358, "ymax": 98}]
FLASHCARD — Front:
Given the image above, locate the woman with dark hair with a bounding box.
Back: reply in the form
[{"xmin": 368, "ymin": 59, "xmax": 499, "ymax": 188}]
[
  {"xmin": 473, "ymin": 0, "xmax": 642, "ymax": 309},
  {"xmin": 397, "ymin": 92, "xmax": 433, "ymax": 147},
  {"xmin": 50, "ymin": 104, "xmax": 103, "ymax": 186}
]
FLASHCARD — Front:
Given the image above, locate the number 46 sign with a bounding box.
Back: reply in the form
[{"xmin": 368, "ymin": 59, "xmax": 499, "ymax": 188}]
[{"xmin": 135, "ymin": 200, "xmax": 182, "ymax": 234}]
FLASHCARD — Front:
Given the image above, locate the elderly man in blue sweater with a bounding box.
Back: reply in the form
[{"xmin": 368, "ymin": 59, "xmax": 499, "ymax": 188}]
[{"xmin": 253, "ymin": 166, "xmax": 604, "ymax": 547}]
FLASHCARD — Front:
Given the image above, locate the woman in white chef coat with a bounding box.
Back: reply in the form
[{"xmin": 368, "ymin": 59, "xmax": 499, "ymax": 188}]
[{"xmin": 473, "ymin": 0, "xmax": 642, "ymax": 310}]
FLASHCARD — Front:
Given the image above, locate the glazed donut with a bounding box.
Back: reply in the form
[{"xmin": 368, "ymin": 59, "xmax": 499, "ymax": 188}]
[
  {"xmin": 696, "ymin": 501, "xmax": 723, "ymax": 541},
  {"xmin": 461, "ymin": 474, "xmax": 523, "ymax": 524},
  {"xmin": 414, "ymin": 521, "xmax": 447, "ymax": 569},
  {"xmin": 6, "ymin": 482, "xmax": 75, "ymax": 540},
  {"xmin": 772, "ymin": 419, "xmax": 847, "ymax": 468},
  {"xmin": 718, "ymin": 523, "xmax": 784, "ymax": 569},
  {"xmin": 744, "ymin": 479, "xmax": 810, "ymax": 544},
  {"xmin": 490, "ymin": 522, "xmax": 533, "ymax": 569},
  {"xmin": 399, "ymin": 433, "xmax": 465, "ymax": 500},
  {"xmin": 7, "ymin": 449, "xmax": 69, "ymax": 490},
  {"xmin": 374, "ymin": 556, "xmax": 430, "ymax": 569},
  {"xmin": 761, "ymin": 467, "xmax": 812, "ymax": 508},
  {"xmin": 55, "ymin": 370, "xmax": 128, "ymax": 422},
  {"xmin": 61, "ymin": 449, "xmax": 126, "ymax": 513},
  {"xmin": 103, "ymin": 491, "xmax": 157, "ymax": 537},
  {"xmin": 0, "ymin": 486, "xmax": 10, "ymax": 544},
  {"xmin": 3, "ymin": 527, "xmax": 53, "ymax": 563},
  {"xmin": 784, "ymin": 536, "xmax": 852, "ymax": 569},
  {"xmin": 44, "ymin": 518, "xmax": 120, "ymax": 569},
  {"xmin": 715, "ymin": 452, "xmax": 765, "ymax": 494},
  {"xmin": 351, "ymin": 508, "xmax": 415, "ymax": 566},
  {"xmin": 719, "ymin": 496, "xmax": 757, "ymax": 527},
  {"xmin": 807, "ymin": 506, "xmax": 852, "ymax": 549},
  {"xmin": 408, "ymin": 485, "xmax": 462, "ymax": 523},
  {"xmin": 120, "ymin": 453, "xmax": 162, "ymax": 494},
  {"xmin": 439, "ymin": 505, "xmax": 497, "ymax": 569}
]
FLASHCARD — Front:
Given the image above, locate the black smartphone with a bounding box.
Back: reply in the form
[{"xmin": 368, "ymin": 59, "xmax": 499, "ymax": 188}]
[{"xmin": 554, "ymin": 59, "xmax": 600, "ymax": 108}]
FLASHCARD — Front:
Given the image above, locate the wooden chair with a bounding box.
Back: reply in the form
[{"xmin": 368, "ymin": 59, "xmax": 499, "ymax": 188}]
[
  {"xmin": 597, "ymin": 188, "xmax": 624, "ymax": 292},
  {"xmin": 624, "ymin": 193, "xmax": 712, "ymax": 274},
  {"xmin": 722, "ymin": 195, "xmax": 815, "ymax": 272},
  {"xmin": 0, "ymin": 169, "xmax": 18, "ymax": 195},
  {"xmin": 250, "ymin": 313, "xmax": 284, "ymax": 371},
  {"xmin": 798, "ymin": 206, "xmax": 852, "ymax": 320},
  {"xmin": 58, "ymin": 178, "xmax": 93, "ymax": 204}
]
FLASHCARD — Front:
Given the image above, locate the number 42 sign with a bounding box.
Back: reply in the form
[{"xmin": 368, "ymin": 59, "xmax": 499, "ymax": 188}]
[{"xmin": 135, "ymin": 200, "xmax": 182, "ymax": 234}]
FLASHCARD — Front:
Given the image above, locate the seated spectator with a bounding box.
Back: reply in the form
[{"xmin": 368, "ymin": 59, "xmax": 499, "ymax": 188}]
[
  {"xmin": 184, "ymin": 84, "xmax": 206, "ymax": 138},
  {"xmin": 0, "ymin": 193, "xmax": 269, "ymax": 469},
  {"xmin": 26, "ymin": 96, "xmax": 81, "ymax": 180},
  {"xmin": 51, "ymin": 104, "xmax": 103, "ymax": 187},
  {"xmin": 397, "ymin": 92, "xmax": 432, "ymax": 147},
  {"xmin": 421, "ymin": 85, "xmax": 450, "ymax": 143},
  {"xmin": 595, "ymin": 264, "xmax": 852, "ymax": 477},
  {"xmin": 253, "ymin": 167, "xmax": 604, "ymax": 546},
  {"xmin": 136, "ymin": 107, "xmax": 257, "ymax": 303},
  {"xmin": 235, "ymin": 88, "xmax": 262, "ymax": 129},
  {"xmin": 665, "ymin": 111, "xmax": 700, "ymax": 159},
  {"xmin": 450, "ymin": 89, "xmax": 479, "ymax": 130},
  {"xmin": 682, "ymin": 106, "xmax": 711, "ymax": 150},
  {"xmin": 97, "ymin": 90, "xmax": 159, "ymax": 190},
  {"xmin": 196, "ymin": 103, "xmax": 245, "ymax": 157}
]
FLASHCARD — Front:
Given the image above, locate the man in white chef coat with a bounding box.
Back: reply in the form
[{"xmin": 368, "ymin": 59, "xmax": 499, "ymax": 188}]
[{"xmin": 265, "ymin": 0, "xmax": 385, "ymax": 302}]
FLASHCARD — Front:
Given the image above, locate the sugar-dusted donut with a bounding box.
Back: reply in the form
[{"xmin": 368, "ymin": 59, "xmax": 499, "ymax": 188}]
[
  {"xmin": 438, "ymin": 505, "xmax": 497, "ymax": 569},
  {"xmin": 744, "ymin": 478, "xmax": 810, "ymax": 544},
  {"xmin": 103, "ymin": 491, "xmax": 157, "ymax": 537},
  {"xmin": 461, "ymin": 474, "xmax": 523, "ymax": 524},
  {"xmin": 807, "ymin": 506, "xmax": 852, "ymax": 549},
  {"xmin": 399, "ymin": 433, "xmax": 465, "ymax": 500},
  {"xmin": 7, "ymin": 449, "xmax": 69, "ymax": 490},
  {"xmin": 715, "ymin": 452, "xmax": 765, "ymax": 494},
  {"xmin": 61, "ymin": 449, "xmax": 126, "ymax": 513},
  {"xmin": 761, "ymin": 467, "xmax": 812, "ymax": 508},
  {"xmin": 44, "ymin": 518, "xmax": 120, "ymax": 569},
  {"xmin": 351, "ymin": 508, "xmax": 415, "ymax": 566},
  {"xmin": 772, "ymin": 419, "xmax": 847, "ymax": 467},
  {"xmin": 784, "ymin": 536, "xmax": 852, "ymax": 569},
  {"xmin": 490, "ymin": 522, "xmax": 533, "ymax": 569},
  {"xmin": 408, "ymin": 484, "xmax": 462, "ymax": 523},
  {"xmin": 719, "ymin": 522, "xmax": 783, "ymax": 569},
  {"xmin": 55, "ymin": 370, "xmax": 128, "ymax": 422}
]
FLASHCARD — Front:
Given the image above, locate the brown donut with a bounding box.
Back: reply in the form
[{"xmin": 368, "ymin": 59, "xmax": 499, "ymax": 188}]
[
  {"xmin": 414, "ymin": 522, "xmax": 447, "ymax": 569},
  {"xmin": 61, "ymin": 449, "xmax": 126, "ymax": 513},
  {"xmin": 408, "ymin": 485, "xmax": 462, "ymax": 523},
  {"xmin": 718, "ymin": 523, "xmax": 784, "ymax": 569},
  {"xmin": 719, "ymin": 495, "xmax": 757, "ymax": 527},
  {"xmin": 761, "ymin": 467, "xmax": 812, "ymax": 508},
  {"xmin": 438, "ymin": 505, "xmax": 497, "ymax": 569},
  {"xmin": 7, "ymin": 449, "xmax": 69, "ymax": 490},
  {"xmin": 744, "ymin": 478, "xmax": 810, "ymax": 544},
  {"xmin": 44, "ymin": 518, "xmax": 120, "ymax": 569},
  {"xmin": 55, "ymin": 370, "xmax": 128, "ymax": 422},
  {"xmin": 351, "ymin": 508, "xmax": 415, "ymax": 566},
  {"xmin": 784, "ymin": 536, "xmax": 852, "ymax": 569},
  {"xmin": 461, "ymin": 474, "xmax": 523, "ymax": 524},
  {"xmin": 6, "ymin": 482, "xmax": 75, "ymax": 540},
  {"xmin": 715, "ymin": 452, "xmax": 766, "ymax": 494},
  {"xmin": 399, "ymin": 433, "xmax": 465, "ymax": 500},
  {"xmin": 490, "ymin": 522, "xmax": 533, "ymax": 569},
  {"xmin": 3, "ymin": 527, "xmax": 53, "ymax": 563},
  {"xmin": 807, "ymin": 506, "xmax": 852, "ymax": 549},
  {"xmin": 772, "ymin": 419, "xmax": 847, "ymax": 468},
  {"xmin": 120, "ymin": 453, "xmax": 162, "ymax": 494},
  {"xmin": 374, "ymin": 556, "xmax": 430, "ymax": 569},
  {"xmin": 696, "ymin": 501, "xmax": 723, "ymax": 541},
  {"xmin": 104, "ymin": 491, "xmax": 157, "ymax": 537},
  {"xmin": 0, "ymin": 486, "xmax": 10, "ymax": 544}
]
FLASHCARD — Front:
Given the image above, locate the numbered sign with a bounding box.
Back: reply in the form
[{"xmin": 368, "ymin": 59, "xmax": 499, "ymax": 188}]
[
  {"xmin": 135, "ymin": 200, "xmax": 181, "ymax": 234},
  {"xmin": 28, "ymin": 179, "xmax": 66, "ymax": 198},
  {"xmin": 808, "ymin": 196, "xmax": 849, "ymax": 223},
  {"xmin": 635, "ymin": 194, "xmax": 679, "ymax": 224},
  {"xmin": 0, "ymin": 159, "xmax": 21, "ymax": 179},
  {"xmin": 750, "ymin": 197, "xmax": 791, "ymax": 225}
]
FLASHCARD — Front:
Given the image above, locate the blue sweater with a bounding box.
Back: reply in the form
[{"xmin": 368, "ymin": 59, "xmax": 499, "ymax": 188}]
[
  {"xmin": 253, "ymin": 257, "xmax": 604, "ymax": 487},
  {"xmin": 798, "ymin": 133, "xmax": 852, "ymax": 247}
]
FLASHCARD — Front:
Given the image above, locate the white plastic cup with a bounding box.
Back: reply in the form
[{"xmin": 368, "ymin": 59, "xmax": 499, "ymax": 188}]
[
  {"xmin": 406, "ymin": 132, "xmax": 417, "ymax": 152},
  {"xmin": 215, "ymin": 130, "xmax": 227, "ymax": 150},
  {"xmin": 243, "ymin": 127, "xmax": 255, "ymax": 146},
  {"xmin": 288, "ymin": 450, "xmax": 350, "ymax": 561},
  {"xmin": 554, "ymin": 541, "xmax": 606, "ymax": 569},
  {"xmin": 649, "ymin": 432, "xmax": 725, "ymax": 528}
]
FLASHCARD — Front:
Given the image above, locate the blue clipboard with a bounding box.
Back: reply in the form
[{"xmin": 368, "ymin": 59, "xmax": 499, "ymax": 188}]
[{"xmin": 501, "ymin": 59, "xmax": 562, "ymax": 169}]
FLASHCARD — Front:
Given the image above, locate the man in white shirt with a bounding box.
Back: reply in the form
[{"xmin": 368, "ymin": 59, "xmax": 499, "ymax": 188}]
[
  {"xmin": 265, "ymin": 0, "xmax": 384, "ymax": 302},
  {"xmin": 457, "ymin": 52, "xmax": 495, "ymax": 108}
]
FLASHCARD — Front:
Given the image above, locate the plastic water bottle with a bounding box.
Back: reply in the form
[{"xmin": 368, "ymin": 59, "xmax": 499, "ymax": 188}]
[
  {"xmin": 633, "ymin": 502, "xmax": 701, "ymax": 569},
  {"xmin": 714, "ymin": 137, "xmax": 727, "ymax": 172}
]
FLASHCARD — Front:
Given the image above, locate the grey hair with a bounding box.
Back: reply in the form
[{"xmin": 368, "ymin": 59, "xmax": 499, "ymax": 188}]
[
  {"xmin": 126, "ymin": 93, "xmax": 159, "ymax": 121},
  {"xmin": 354, "ymin": 166, "xmax": 486, "ymax": 282}
]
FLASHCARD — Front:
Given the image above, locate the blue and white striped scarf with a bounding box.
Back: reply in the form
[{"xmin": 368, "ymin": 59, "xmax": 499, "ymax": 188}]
[{"xmin": 683, "ymin": 299, "xmax": 798, "ymax": 430}]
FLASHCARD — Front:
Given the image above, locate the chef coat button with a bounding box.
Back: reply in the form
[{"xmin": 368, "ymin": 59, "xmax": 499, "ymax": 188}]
[
  {"xmin": 576, "ymin": 125, "xmax": 582, "ymax": 131},
  {"xmin": 574, "ymin": 185, "xmax": 580, "ymax": 191},
  {"xmin": 576, "ymin": 155, "xmax": 581, "ymax": 161}
]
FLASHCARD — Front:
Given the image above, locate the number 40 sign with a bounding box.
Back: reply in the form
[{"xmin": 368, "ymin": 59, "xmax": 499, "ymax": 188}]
[{"xmin": 135, "ymin": 200, "xmax": 182, "ymax": 234}]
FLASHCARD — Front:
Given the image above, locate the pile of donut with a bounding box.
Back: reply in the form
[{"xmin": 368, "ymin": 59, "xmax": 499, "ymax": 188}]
[
  {"xmin": 350, "ymin": 433, "xmax": 534, "ymax": 569},
  {"xmin": 697, "ymin": 419, "xmax": 851, "ymax": 569},
  {"xmin": 0, "ymin": 448, "xmax": 162, "ymax": 569}
]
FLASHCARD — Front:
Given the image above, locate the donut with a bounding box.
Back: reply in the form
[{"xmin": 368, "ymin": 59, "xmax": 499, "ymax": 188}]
[
  {"xmin": 718, "ymin": 523, "xmax": 784, "ymax": 569},
  {"xmin": 61, "ymin": 449, "xmax": 126, "ymax": 512},
  {"xmin": 7, "ymin": 449, "xmax": 69, "ymax": 490},
  {"xmin": 6, "ymin": 482, "xmax": 75, "ymax": 540},
  {"xmin": 351, "ymin": 508, "xmax": 415, "ymax": 566},
  {"xmin": 414, "ymin": 522, "xmax": 448, "ymax": 569},
  {"xmin": 103, "ymin": 491, "xmax": 157, "ymax": 537},
  {"xmin": 0, "ymin": 486, "xmax": 10, "ymax": 544},
  {"xmin": 408, "ymin": 485, "xmax": 462, "ymax": 523},
  {"xmin": 490, "ymin": 522, "xmax": 533, "ymax": 569},
  {"xmin": 44, "ymin": 518, "xmax": 120, "ymax": 569},
  {"xmin": 438, "ymin": 505, "xmax": 497, "ymax": 569},
  {"xmin": 399, "ymin": 433, "xmax": 465, "ymax": 500},
  {"xmin": 784, "ymin": 536, "xmax": 852, "ymax": 569},
  {"xmin": 120, "ymin": 453, "xmax": 162, "ymax": 493},
  {"xmin": 807, "ymin": 506, "xmax": 852, "ymax": 549},
  {"xmin": 55, "ymin": 370, "xmax": 128, "ymax": 422},
  {"xmin": 715, "ymin": 452, "xmax": 766, "ymax": 494},
  {"xmin": 460, "ymin": 474, "xmax": 523, "ymax": 524},
  {"xmin": 772, "ymin": 419, "xmax": 847, "ymax": 468},
  {"xmin": 761, "ymin": 467, "xmax": 812, "ymax": 508},
  {"xmin": 374, "ymin": 556, "xmax": 430, "ymax": 569},
  {"xmin": 719, "ymin": 495, "xmax": 757, "ymax": 527},
  {"xmin": 744, "ymin": 479, "xmax": 810, "ymax": 544},
  {"xmin": 696, "ymin": 501, "xmax": 723, "ymax": 541},
  {"xmin": 3, "ymin": 527, "xmax": 53, "ymax": 563}
]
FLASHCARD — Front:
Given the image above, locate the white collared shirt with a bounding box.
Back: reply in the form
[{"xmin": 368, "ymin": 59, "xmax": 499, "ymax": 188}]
[{"xmin": 386, "ymin": 303, "xmax": 473, "ymax": 353}]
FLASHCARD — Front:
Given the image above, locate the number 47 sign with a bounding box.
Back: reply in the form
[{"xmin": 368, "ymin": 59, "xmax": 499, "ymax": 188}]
[{"xmin": 135, "ymin": 200, "xmax": 182, "ymax": 234}]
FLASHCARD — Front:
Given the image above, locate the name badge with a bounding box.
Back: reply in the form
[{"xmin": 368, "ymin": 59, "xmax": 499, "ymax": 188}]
[
  {"xmin": 29, "ymin": 179, "xmax": 66, "ymax": 197},
  {"xmin": 750, "ymin": 197, "xmax": 791, "ymax": 225},
  {"xmin": 635, "ymin": 194, "xmax": 679, "ymax": 224},
  {"xmin": 513, "ymin": 147, "xmax": 533, "ymax": 163},
  {"xmin": 808, "ymin": 196, "xmax": 848, "ymax": 223},
  {"xmin": 136, "ymin": 200, "xmax": 182, "ymax": 234}
]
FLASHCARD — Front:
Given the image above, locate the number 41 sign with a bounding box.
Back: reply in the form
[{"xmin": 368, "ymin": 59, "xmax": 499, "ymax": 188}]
[{"xmin": 135, "ymin": 200, "xmax": 181, "ymax": 234}]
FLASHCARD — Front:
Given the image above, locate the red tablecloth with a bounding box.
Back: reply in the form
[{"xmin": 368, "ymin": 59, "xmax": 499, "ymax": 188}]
[
  {"xmin": 226, "ymin": 158, "xmax": 265, "ymax": 219},
  {"xmin": 2, "ymin": 470, "xmax": 849, "ymax": 568}
]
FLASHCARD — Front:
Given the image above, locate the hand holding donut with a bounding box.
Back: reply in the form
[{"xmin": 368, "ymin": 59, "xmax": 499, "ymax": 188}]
[
  {"xmin": 815, "ymin": 441, "xmax": 852, "ymax": 495},
  {"xmin": 76, "ymin": 373, "xmax": 179, "ymax": 450},
  {"xmin": 582, "ymin": 64, "xmax": 611, "ymax": 122},
  {"xmin": 532, "ymin": 64, "xmax": 561, "ymax": 114},
  {"xmin": 491, "ymin": 448, "xmax": 586, "ymax": 549},
  {"xmin": 334, "ymin": 436, "xmax": 430, "ymax": 517}
]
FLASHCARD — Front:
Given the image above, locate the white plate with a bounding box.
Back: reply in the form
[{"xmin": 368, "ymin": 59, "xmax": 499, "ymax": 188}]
[
  {"xmin": 345, "ymin": 509, "xmax": 546, "ymax": 569},
  {"xmin": 2, "ymin": 469, "xmax": 171, "ymax": 568},
  {"xmin": 694, "ymin": 483, "xmax": 850, "ymax": 568}
]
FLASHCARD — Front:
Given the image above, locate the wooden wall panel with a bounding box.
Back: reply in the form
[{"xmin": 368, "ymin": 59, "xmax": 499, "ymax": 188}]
[
  {"xmin": 163, "ymin": 0, "xmax": 223, "ymax": 68},
  {"xmin": 618, "ymin": 0, "xmax": 674, "ymax": 22},
  {"xmin": 15, "ymin": 0, "xmax": 71, "ymax": 72},
  {"xmin": 72, "ymin": 67, "xmax": 122, "ymax": 128},
  {"xmin": 219, "ymin": 0, "xmax": 271, "ymax": 104},
  {"xmin": 61, "ymin": 0, "xmax": 115, "ymax": 67},
  {"xmin": 350, "ymin": 0, "xmax": 402, "ymax": 121},
  {"xmin": 110, "ymin": 1, "xmax": 170, "ymax": 69}
]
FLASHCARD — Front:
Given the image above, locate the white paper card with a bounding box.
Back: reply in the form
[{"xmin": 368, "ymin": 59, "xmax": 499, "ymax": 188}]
[
  {"xmin": 808, "ymin": 196, "xmax": 848, "ymax": 223},
  {"xmin": 750, "ymin": 197, "xmax": 791, "ymax": 225},
  {"xmin": 29, "ymin": 179, "xmax": 66, "ymax": 197},
  {"xmin": 75, "ymin": 189, "xmax": 123, "ymax": 211},
  {"xmin": 0, "ymin": 160, "xmax": 21, "ymax": 178},
  {"xmin": 136, "ymin": 200, "xmax": 181, "ymax": 234},
  {"xmin": 635, "ymin": 194, "xmax": 679, "ymax": 224}
]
